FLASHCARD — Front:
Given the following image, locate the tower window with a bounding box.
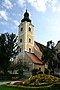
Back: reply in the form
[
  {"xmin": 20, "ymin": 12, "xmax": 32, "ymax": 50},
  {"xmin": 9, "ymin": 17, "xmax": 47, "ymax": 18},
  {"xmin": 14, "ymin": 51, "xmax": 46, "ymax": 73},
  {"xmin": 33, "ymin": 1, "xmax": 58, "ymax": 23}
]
[
  {"xmin": 20, "ymin": 39, "xmax": 22, "ymax": 42},
  {"xmin": 29, "ymin": 38, "xmax": 31, "ymax": 43},
  {"xmin": 21, "ymin": 27, "xmax": 23, "ymax": 31},
  {"xmin": 20, "ymin": 48, "xmax": 22, "ymax": 52},
  {"xmin": 29, "ymin": 27, "xmax": 31, "ymax": 31},
  {"xmin": 29, "ymin": 48, "xmax": 31, "ymax": 53}
]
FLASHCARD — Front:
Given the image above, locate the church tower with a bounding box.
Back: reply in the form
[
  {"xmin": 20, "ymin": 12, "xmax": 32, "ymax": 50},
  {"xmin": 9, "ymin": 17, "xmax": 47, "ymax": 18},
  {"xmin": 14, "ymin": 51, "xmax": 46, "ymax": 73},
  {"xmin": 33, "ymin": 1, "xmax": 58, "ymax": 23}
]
[{"xmin": 18, "ymin": 10, "xmax": 34, "ymax": 63}]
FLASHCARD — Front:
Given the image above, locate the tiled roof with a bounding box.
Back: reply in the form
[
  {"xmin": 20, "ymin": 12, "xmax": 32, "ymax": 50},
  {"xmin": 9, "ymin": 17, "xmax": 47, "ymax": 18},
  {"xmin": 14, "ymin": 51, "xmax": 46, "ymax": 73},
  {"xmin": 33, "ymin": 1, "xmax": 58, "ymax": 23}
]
[
  {"xmin": 55, "ymin": 41, "xmax": 60, "ymax": 50},
  {"xmin": 25, "ymin": 52, "xmax": 43, "ymax": 65},
  {"xmin": 34, "ymin": 41, "xmax": 46, "ymax": 52}
]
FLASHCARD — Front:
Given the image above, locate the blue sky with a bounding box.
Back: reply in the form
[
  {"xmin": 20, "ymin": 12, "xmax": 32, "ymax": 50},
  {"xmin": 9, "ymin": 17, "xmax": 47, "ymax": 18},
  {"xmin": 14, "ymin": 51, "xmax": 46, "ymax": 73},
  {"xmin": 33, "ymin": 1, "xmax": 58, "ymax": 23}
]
[{"xmin": 0, "ymin": 0, "xmax": 60, "ymax": 45}]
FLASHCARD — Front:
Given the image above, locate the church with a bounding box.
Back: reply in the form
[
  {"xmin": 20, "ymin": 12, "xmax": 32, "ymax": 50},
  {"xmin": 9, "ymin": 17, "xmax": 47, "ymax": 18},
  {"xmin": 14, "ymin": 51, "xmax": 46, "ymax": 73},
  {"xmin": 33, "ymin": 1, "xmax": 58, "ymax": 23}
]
[
  {"xmin": 15, "ymin": 10, "xmax": 47, "ymax": 72},
  {"xmin": 15, "ymin": 10, "xmax": 60, "ymax": 73}
]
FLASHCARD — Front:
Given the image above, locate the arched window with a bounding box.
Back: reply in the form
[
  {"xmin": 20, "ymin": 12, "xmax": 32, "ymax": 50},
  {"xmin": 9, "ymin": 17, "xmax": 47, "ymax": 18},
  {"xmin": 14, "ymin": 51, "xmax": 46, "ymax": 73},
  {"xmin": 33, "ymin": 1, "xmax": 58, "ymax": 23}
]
[
  {"xmin": 29, "ymin": 48, "xmax": 31, "ymax": 53},
  {"xmin": 21, "ymin": 27, "xmax": 23, "ymax": 31},
  {"xmin": 29, "ymin": 27, "xmax": 31, "ymax": 31},
  {"xmin": 29, "ymin": 38, "xmax": 31, "ymax": 43},
  {"xmin": 20, "ymin": 39, "xmax": 22, "ymax": 42}
]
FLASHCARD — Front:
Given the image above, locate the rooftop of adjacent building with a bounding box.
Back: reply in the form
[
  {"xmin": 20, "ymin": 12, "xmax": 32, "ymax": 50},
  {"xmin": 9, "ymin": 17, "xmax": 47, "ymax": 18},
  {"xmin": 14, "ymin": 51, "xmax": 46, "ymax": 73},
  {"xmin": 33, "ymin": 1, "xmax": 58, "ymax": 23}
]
[{"xmin": 25, "ymin": 51, "xmax": 43, "ymax": 65}]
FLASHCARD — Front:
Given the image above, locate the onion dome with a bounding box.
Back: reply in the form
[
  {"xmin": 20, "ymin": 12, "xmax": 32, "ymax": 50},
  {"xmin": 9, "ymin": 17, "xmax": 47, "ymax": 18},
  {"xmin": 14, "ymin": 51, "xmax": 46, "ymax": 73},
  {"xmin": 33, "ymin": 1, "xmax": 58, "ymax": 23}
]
[{"xmin": 21, "ymin": 9, "xmax": 31, "ymax": 22}]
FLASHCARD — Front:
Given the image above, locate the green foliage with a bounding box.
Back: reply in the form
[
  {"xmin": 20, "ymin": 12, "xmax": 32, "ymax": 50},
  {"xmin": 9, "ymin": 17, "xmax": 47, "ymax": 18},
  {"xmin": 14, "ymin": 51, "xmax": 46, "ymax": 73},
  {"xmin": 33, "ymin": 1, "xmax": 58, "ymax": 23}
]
[
  {"xmin": 42, "ymin": 40, "xmax": 57, "ymax": 74},
  {"xmin": 0, "ymin": 33, "xmax": 18, "ymax": 74},
  {"xmin": 8, "ymin": 63, "xmax": 17, "ymax": 74},
  {"xmin": 17, "ymin": 60, "xmax": 23, "ymax": 78},
  {"xmin": 0, "ymin": 73, "xmax": 19, "ymax": 80},
  {"xmin": 44, "ymin": 68, "xmax": 49, "ymax": 74},
  {"xmin": 0, "ymin": 85, "xmax": 20, "ymax": 90},
  {"xmin": 17, "ymin": 59, "xmax": 28, "ymax": 78},
  {"xmin": 31, "ymin": 68, "xmax": 43, "ymax": 76},
  {"xmin": 42, "ymin": 48, "xmax": 53, "ymax": 63},
  {"xmin": 1, "ymin": 84, "xmax": 60, "ymax": 90},
  {"xmin": 31, "ymin": 69, "xmax": 38, "ymax": 76}
]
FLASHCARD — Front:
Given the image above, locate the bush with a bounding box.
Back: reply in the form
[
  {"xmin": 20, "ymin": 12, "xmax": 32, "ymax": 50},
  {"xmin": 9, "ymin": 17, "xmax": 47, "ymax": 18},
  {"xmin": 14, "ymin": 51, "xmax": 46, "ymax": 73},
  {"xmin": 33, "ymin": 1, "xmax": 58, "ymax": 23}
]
[
  {"xmin": 31, "ymin": 69, "xmax": 38, "ymax": 76},
  {"xmin": 0, "ymin": 74, "xmax": 19, "ymax": 80}
]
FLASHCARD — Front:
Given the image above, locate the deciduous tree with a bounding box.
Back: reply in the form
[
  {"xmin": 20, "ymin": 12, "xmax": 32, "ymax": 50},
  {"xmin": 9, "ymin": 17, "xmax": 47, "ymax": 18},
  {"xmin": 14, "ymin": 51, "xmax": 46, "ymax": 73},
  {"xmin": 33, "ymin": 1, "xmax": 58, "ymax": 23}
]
[
  {"xmin": 42, "ymin": 40, "xmax": 57, "ymax": 74},
  {"xmin": 0, "ymin": 33, "xmax": 18, "ymax": 74}
]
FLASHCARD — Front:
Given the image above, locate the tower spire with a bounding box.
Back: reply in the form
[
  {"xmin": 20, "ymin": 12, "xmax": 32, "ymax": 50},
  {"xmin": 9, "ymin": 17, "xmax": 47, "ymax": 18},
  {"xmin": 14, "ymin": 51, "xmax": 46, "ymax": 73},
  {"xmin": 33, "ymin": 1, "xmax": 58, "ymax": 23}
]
[
  {"xmin": 26, "ymin": 9, "xmax": 27, "ymax": 12},
  {"xmin": 21, "ymin": 10, "xmax": 31, "ymax": 22}
]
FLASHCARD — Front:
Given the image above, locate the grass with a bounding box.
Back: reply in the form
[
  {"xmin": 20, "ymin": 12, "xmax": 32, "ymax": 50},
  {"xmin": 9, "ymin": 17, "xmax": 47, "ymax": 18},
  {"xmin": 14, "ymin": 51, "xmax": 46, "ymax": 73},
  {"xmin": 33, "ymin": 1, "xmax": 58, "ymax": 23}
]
[
  {"xmin": 0, "ymin": 84, "xmax": 55, "ymax": 90},
  {"xmin": 0, "ymin": 83, "xmax": 60, "ymax": 90},
  {"xmin": 0, "ymin": 85, "xmax": 20, "ymax": 90},
  {"xmin": 0, "ymin": 80, "xmax": 11, "ymax": 82}
]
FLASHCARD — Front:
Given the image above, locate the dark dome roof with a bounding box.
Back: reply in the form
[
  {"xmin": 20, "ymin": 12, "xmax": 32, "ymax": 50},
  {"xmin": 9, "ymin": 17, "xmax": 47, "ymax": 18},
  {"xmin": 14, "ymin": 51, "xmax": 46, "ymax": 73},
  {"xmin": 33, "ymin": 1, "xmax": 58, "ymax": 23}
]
[
  {"xmin": 24, "ymin": 10, "xmax": 29, "ymax": 18},
  {"xmin": 21, "ymin": 9, "xmax": 31, "ymax": 22}
]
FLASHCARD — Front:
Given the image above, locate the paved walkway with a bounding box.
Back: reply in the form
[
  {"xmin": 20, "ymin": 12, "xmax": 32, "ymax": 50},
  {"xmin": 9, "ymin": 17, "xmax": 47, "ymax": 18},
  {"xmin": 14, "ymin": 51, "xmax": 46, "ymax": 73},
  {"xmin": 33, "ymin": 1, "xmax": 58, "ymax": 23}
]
[
  {"xmin": 0, "ymin": 81, "xmax": 10, "ymax": 85},
  {"xmin": 0, "ymin": 81, "xmax": 21, "ymax": 85}
]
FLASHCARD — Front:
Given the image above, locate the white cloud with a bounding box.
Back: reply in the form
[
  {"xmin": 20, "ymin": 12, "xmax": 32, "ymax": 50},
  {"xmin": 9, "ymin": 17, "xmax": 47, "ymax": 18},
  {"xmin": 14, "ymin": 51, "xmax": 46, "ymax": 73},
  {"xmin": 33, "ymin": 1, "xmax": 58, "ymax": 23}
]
[
  {"xmin": 52, "ymin": 6, "xmax": 56, "ymax": 12},
  {"xmin": 14, "ymin": 0, "xmax": 60, "ymax": 13},
  {"xmin": 51, "ymin": 0, "xmax": 57, "ymax": 12},
  {"xmin": 57, "ymin": 7, "xmax": 60, "ymax": 12},
  {"xmin": 51, "ymin": 0, "xmax": 60, "ymax": 12},
  {"xmin": 17, "ymin": 0, "xmax": 26, "ymax": 7},
  {"xmin": 13, "ymin": 20, "xmax": 19, "ymax": 26},
  {"xmin": 0, "ymin": 22, "xmax": 5, "ymax": 25},
  {"xmin": 2, "ymin": 0, "xmax": 13, "ymax": 9},
  {"xmin": 0, "ymin": 10, "xmax": 8, "ymax": 21},
  {"xmin": 13, "ymin": 26, "xmax": 17, "ymax": 30},
  {"xmin": 27, "ymin": 0, "xmax": 60, "ymax": 13},
  {"xmin": 13, "ymin": 3, "xmax": 17, "ymax": 6},
  {"xmin": 51, "ymin": 0, "xmax": 57, "ymax": 6},
  {"xmin": 27, "ymin": 0, "xmax": 47, "ymax": 12},
  {"xmin": 0, "ymin": 21, "xmax": 7, "ymax": 25}
]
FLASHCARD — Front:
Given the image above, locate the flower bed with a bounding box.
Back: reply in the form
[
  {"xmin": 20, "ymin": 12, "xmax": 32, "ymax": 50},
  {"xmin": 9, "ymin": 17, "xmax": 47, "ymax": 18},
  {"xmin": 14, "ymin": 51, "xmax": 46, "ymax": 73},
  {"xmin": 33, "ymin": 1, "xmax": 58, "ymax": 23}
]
[
  {"xmin": 11, "ymin": 77, "xmax": 19, "ymax": 81},
  {"xmin": 22, "ymin": 74, "xmax": 60, "ymax": 85},
  {"xmin": 9, "ymin": 74, "xmax": 60, "ymax": 87}
]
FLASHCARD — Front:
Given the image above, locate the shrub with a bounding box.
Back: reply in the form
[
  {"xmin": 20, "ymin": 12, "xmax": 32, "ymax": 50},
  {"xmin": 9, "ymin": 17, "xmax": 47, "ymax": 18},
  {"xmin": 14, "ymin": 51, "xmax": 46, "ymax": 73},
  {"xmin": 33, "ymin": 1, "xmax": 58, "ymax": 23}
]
[{"xmin": 31, "ymin": 69, "xmax": 38, "ymax": 76}]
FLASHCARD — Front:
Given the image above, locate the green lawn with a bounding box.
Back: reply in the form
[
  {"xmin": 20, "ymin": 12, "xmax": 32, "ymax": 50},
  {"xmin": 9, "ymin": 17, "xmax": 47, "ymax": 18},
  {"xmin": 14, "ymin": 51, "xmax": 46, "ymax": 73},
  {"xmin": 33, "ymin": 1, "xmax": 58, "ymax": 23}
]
[
  {"xmin": 0, "ymin": 85, "xmax": 20, "ymax": 90},
  {"xmin": 0, "ymin": 80, "xmax": 11, "ymax": 82},
  {"xmin": 0, "ymin": 84, "xmax": 60, "ymax": 90},
  {"xmin": 0, "ymin": 85, "xmax": 51, "ymax": 90}
]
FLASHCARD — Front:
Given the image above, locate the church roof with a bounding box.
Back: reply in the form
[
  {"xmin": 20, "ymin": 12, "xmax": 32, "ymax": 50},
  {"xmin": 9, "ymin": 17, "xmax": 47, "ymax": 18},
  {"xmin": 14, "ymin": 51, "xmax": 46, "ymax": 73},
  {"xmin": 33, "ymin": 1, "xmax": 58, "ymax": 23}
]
[
  {"xmin": 21, "ymin": 10, "xmax": 31, "ymax": 22},
  {"xmin": 34, "ymin": 41, "xmax": 46, "ymax": 52},
  {"xmin": 55, "ymin": 40, "xmax": 60, "ymax": 50},
  {"xmin": 25, "ymin": 52, "xmax": 43, "ymax": 65}
]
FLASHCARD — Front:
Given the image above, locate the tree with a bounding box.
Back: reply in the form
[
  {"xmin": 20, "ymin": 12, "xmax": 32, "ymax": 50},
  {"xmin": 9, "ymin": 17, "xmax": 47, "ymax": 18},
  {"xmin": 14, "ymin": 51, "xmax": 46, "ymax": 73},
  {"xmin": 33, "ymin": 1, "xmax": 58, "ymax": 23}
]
[
  {"xmin": 8, "ymin": 61, "xmax": 17, "ymax": 74},
  {"xmin": 16, "ymin": 59, "xmax": 28, "ymax": 78},
  {"xmin": 42, "ymin": 40, "xmax": 57, "ymax": 74},
  {"xmin": 0, "ymin": 33, "xmax": 18, "ymax": 74}
]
